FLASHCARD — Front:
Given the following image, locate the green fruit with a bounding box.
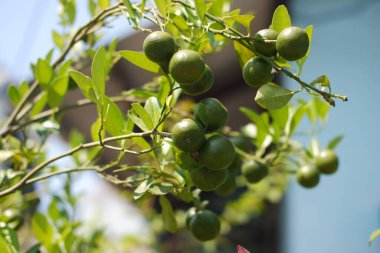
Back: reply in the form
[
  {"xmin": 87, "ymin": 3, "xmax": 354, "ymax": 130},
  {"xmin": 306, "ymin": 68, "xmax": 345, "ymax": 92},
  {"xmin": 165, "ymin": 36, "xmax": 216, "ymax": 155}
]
[
  {"xmin": 253, "ymin": 29, "xmax": 278, "ymax": 57},
  {"xmin": 185, "ymin": 207, "xmax": 197, "ymax": 229},
  {"xmin": 243, "ymin": 57, "xmax": 274, "ymax": 87},
  {"xmin": 180, "ymin": 65, "xmax": 213, "ymax": 96},
  {"xmin": 214, "ymin": 170, "xmax": 236, "ymax": 196},
  {"xmin": 296, "ymin": 165, "xmax": 320, "ymax": 188},
  {"xmin": 169, "ymin": 50, "xmax": 206, "ymax": 85},
  {"xmin": 276, "ymin": 26, "xmax": 309, "ymax": 61},
  {"xmin": 189, "ymin": 210, "xmax": 220, "ymax": 241},
  {"xmin": 199, "ymin": 135, "xmax": 235, "ymax": 171},
  {"xmin": 172, "ymin": 119, "xmax": 205, "ymax": 152},
  {"xmin": 242, "ymin": 160, "xmax": 268, "ymax": 183},
  {"xmin": 315, "ymin": 149, "xmax": 339, "ymax": 174},
  {"xmin": 226, "ymin": 155, "xmax": 243, "ymax": 175},
  {"xmin": 176, "ymin": 151, "xmax": 200, "ymax": 170},
  {"xmin": 190, "ymin": 167, "xmax": 227, "ymax": 191},
  {"xmin": 143, "ymin": 31, "xmax": 176, "ymax": 63},
  {"xmin": 194, "ymin": 98, "xmax": 228, "ymax": 132},
  {"xmin": 229, "ymin": 136, "xmax": 250, "ymax": 152}
]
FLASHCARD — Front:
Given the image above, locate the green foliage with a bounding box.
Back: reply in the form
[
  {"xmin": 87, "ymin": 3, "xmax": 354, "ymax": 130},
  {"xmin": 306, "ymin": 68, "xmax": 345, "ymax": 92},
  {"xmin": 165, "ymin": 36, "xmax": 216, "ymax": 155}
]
[{"xmin": 0, "ymin": 0, "xmax": 348, "ymax": 252}]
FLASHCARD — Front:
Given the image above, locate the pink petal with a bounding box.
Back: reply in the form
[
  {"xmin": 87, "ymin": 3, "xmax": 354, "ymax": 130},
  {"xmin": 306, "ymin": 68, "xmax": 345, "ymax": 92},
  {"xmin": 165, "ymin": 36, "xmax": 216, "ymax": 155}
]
[{"xmin": 237, "ymin": 245, "xmax": 250, "ymax": 253}]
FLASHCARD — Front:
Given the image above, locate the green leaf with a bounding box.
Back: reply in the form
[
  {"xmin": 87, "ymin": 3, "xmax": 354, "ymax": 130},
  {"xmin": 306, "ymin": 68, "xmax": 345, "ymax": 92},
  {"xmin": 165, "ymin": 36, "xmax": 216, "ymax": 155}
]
[
  {"xmin": 35, "ymin": 59, "xmax": 54, "ymax": 89},
  {"xmin": 69, "ymin": 71, "xmax": 96, "ymax": 102},
  {"xmin": 255, "ymin": 83, "xmax": 294, "ymax": 110},
  {"xmin": 18, "ymin": 81, "xmax": 29, "ymax": 97},
  {"xmin": 25, "ymin": 244, "xmax": 42, "ymax": 253},
  {"xmin": 92, "ymin": 46, "xmax": 106, "ymax": 95},
  {"xmin": 144, "ymin": 97, "xmax": 162, "ymax": 126},
  {"xmin": 154, "ymin": 0, "xmax": 170, "ymax": 17},
  {"xmin": 310, "ymin": 75, "xmax": 331, "ymax": 93},
  {"xmin": 327, "ymin": 135, "xmax": 344, "ymax": 150},
  {"xmin": 0, "ymin": 233, "xmax": 12, "ymax": 253},
  {"xmin": 224, "ymin": 15, "xmax": 254, "ymax": 33},
  {"xmin": 369, "ymin": 229, "xmax": 380, "ymax": 245},
  {"xmin": 52, "ymin": 30, "xmax": 64, "ymax": 49},
  {"xmin": 31, "ymin": 212, "xmax": 55, "ymax": 245},
  {"xmin": 31, "ymin": 92, "xmax": 48, "ymax": 116},
  {"xmin": 149, "ymin": 183, "xmax": 173, "ymax": 195},
  {"xmin": 0, "ymin": 150, "xmax": 15, "ymax": 163},
  {"xmin": 119, "ymin": 50, "xmax": 163, "ymax": 74},
  {"xmin": 194, "ymin": 0, "xmax": 206, "ymax": 21},
  {"xmin": 271, "ymin": 5, "xmax": 291, "ymax": 33},
  {"xmin": 240, "ymin": 107, "xmax": 269, "ymax": 146},
  {"xmin": 233, "ymin": 41, "xmax": 254, "ymax": 69},
  {"xmin": 103, "ymin": 97, "xmax": 125, "ymax": 136},
  {"xmin": 122, "ymin": 0, "xmax": 138, "ymax": 25},
  {"xmin": 297, "ymin": 25, "xmax": 313, "ymax": 74},
  {"xmin": 269, "ymin": 105, "xmax": 289, "ymax": 130},
  {"xmin": 99, "ymin": 0, "xmax": 110, "ymax": 9},
  {"xmin": 91, "ymin": 117, "xmax": 105, "ymax": 142},
  {"xmin": 7, "ymin": 85, "xmax": 20, "ymax": 106},
  {"xmin": 159, "ymin": 196, "xmax": 178, "ymax": 233},
  {"xmin": 288, "ymin": 104, "xmax": 306, "ymax": 136},
  {"xmin": 129, "ymin": 103, "xmax": 154, "ymax": 131},
  {"xmin": 48, "ymin": 76, "xmax": 68, "ymax": 107},
  {"xmin": 134, "ymin": 178, "xmax": 153, "ymax": 199}
]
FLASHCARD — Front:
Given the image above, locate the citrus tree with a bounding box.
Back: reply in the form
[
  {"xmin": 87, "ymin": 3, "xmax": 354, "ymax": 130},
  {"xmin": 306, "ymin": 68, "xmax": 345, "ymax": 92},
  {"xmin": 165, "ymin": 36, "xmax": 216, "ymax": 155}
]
[{"xmin": 0, "ymin": 0, "xmax": 347, "ymax": 252}]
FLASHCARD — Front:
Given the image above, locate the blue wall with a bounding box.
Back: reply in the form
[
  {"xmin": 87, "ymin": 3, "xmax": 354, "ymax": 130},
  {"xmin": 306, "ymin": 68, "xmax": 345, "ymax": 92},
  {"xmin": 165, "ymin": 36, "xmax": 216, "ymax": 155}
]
[{"xmin": 283, "ymin": 1, "xmax": 380, "ymax": 252}]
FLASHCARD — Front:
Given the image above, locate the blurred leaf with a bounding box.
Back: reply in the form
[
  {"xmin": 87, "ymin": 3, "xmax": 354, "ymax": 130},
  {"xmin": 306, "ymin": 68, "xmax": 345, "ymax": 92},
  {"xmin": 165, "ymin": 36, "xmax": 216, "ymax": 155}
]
[
  {"xmin": 25, "ymin": 244, "xmax": 41, "ymax": 253},
  {"xmin": 159, "ymin": 196, "xmax": 178, "ymax": 233},
  {"xmin": 224, "ymin": 15, "xmax": 254, "ymax": 33},
  {"xmin": 92, "ymin": 46, "xmax": 106, "ymax": 95},
  {"xmin": 99, "ymin": 0, "xmax": 110, "ymax": 9},
  {"xmin": 271, "ymin": 5, "xmax": 291, "ymax": 33},
  {"xmin": 0, "ymin": 233, "xmax": 12, "ymax": 253},
  {"xmin": 103, "ymin": 97, "xmax": 125, "ymax": 136},
  {"xmin": 7, "ymin": 85, "xmax": 20, "ymax": 106},
  {"xmin": 154, "ymin": 0, "xmax": 170, "ymax": 17},
  {"xmin": 119, "ymin": 50, "xmax": 164, "ymax": 74},
  {"xmin": 194, "ymin": 0, "xmax": 206, "ymax": 21},
  {"xmin": 310, "ymin": 74, "xmax": 331, "ymax": 93},
  {"xmin": 48, "ymin": 76, "xmax": 68, "ymax": 107},
  {"xmin": 288, "ymin": 104, "xmax": 306, "ymax": 136},
  {"xmin": 52, "ymin": 30, "xmax": 64, "ymax": 49},
  {"xmin": 255, "ymin": 83, "xmax": 294, "ymax": 110},
  {"xmin": 31, "ymin": 212, "xmax": 55, "ymax": 245},
  {"xmin": 134, "ymin": 178, "xmax": 153, "ymax": 199},
  {"xmin": 297, "ymin": 25, "xmax": 313, "ymax": 74},
  {"xmin": 240, "ymin": 107, "xmax": 269, "ymax": 146},
  {"xmin": 144, "ymin": 96, "xmax": 162, "ymax": 126},
  {"xmin": 18, "ymin": 81, "xmax": 29, "ymax": 97},
  {"xmin": 149, "ymin": 183, "xmax": 173, "ymax": 195},
  {"xmin": 129, "ymin": 103, "xmax": 153, "ymax": 131},
  {"xmin": 69, "ymin": 71, "xmax": 96, "ymax": 102},
  {"xmin": 369, "ymin": 229, "xmax": 380, "ymax": 246},
  {"xmin": 0, "ymin": 150, "xmax": 15, "ymax": 163},
  {"xmin": 31, "ymin": 92, "xmax": 48, "ymax": 116},
  {"xmin": 35, "ymin": 59, "xmax": 54, "ymax": 89},
  {"xmin": 269, "ymin": 105, "xmax": 289, "ymax": 130},
  {"xmin": 233, "ymin": 41, "xmax": 254, "ymax": 69},
  {"xmin": 327, "ymin": 135, "xmax": 344, "ymax": 150}
]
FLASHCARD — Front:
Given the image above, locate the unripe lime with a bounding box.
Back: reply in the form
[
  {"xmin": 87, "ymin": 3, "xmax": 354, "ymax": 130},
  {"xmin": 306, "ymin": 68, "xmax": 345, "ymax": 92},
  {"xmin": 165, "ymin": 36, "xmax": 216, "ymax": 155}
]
[
  {"xmin": 169, "ymin": 50, "xmax": 206, "ymax": 85},
  {"xmin": 185, "ymin": 207, "xmax": 197, "ymax": 229},
  {"xmin": 296, "ymin": 165, "xmax": 320, "ymax": 188},
  {"xmin": 276, "ymin": 26, "xmax": 309, "ymax": 61},
  {"xmin": 190, "ymin": 167, "xmax": 227, "ymax": 191},
  {"xmin": 143, "ymin": 31, "xmax": 176, "ymax": 63},
  {"xmin": 214, "ymin": 170, "xmax": 236, "ymax": 196},
  {"xmin": 315, "ymin": 149, "xmax": 339, "ymax": 174},
  {"xmin": 253, "ymin": 29, "xmax": 278, "ymax": 57},
  {"xmin": 180, "ymin": 65, "xmax": 213, "ymax": 96},
  {"xmin": 199, "ymin": 135, "xmax": 235, "ymax": 171},
  {"xmin": 172, "ymin": 119, "xmax": 205, "ymax": 152},
  {"xmin": 242, "ymin": 160, "xmax": 268, "ymax": 183},
  {"xmin": 229, "ymin": 136, "xmax": 250, "ymax": 152},
  {"xmin": 189, "ymin": 210, "xmax": 220, "ymax": 241},
  {"xmin": 194, "ymin": 98, "xmax": 228, "ymax": 133},
  {"xmin": 243, "ymin": 57, "xmax": 274, "ymax": 87}
]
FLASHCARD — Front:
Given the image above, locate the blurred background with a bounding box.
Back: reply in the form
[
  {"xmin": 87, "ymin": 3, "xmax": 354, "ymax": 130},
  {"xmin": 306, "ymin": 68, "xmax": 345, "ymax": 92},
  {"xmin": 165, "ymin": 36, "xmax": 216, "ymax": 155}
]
[{"xmin": 0, "ymin": 0, "xmax": 380, "ymax": 252}]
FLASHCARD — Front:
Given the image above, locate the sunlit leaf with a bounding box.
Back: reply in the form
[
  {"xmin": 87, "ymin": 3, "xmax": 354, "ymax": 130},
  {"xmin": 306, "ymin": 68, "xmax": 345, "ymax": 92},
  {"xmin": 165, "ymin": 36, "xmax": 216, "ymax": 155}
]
[
  {"xmin": 69, "ymin": 71, "xmax": 96, "ymax": 102},
  {"xmin": 119, "ymin": 50, "xmax": 164, "ymax": 74},
  {"xmin": 103, "ymin": 97, "xmax": 125, "ymax": 136},
  {"xmin": 271, "ymin": 5, "xmax": 291, "ymax": 33},
  {"xmin": 31, "ymin": 92, "xmax": 48, "ymax": 116},
  {"xmin": 297, "ymin": 25, "xmax": 313, "ymax": 74},
  {"xmin": 48, "ymin": 76, "xmax": 68, "ymax": 107},
  {"xmin": 159, "ymin": 196, "xmax": 178, "ymax": 233},
  {"xmin": 7, "ymin": 85, "xmax": 20, "ymax": 106},
  {"xmin": 35, "ymin": 59, "xmax": 54, "ymax": 89},
  {"xmin": 255, "ymin": 83, "xmax": 294, "ymax": 110},
  {"xmin": 369, "ymin": 229, "xmax": 380, "ymax": 246},
  {"xmin": 327, "ymin": 135, "xmax": 344, "ymax": 150},
  {"xmin": 31, "ymin": 212, "xmax": 54, "ymax": 245},
  {"xmin": 194, "ymin": 0, "xmax": 206, "ymax": 21},
  {"xmin": 91, "ymin": 46, "xmax": 106, "ymax": 95}
]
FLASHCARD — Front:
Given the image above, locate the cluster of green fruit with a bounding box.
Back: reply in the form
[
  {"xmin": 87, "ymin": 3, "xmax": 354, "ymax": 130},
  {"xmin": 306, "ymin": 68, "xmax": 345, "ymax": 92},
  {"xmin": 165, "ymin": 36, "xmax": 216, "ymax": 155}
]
[
  {"xmin": 143, "ymin": 31, "xmax": 213, "ymax": 96},
  {"xmin": 243, "ymin": 26, "xmax": 309, "ymax": 87},
  {"xmin": 296, "ymin": 149, "xmax": 339, "ymax": 188}
]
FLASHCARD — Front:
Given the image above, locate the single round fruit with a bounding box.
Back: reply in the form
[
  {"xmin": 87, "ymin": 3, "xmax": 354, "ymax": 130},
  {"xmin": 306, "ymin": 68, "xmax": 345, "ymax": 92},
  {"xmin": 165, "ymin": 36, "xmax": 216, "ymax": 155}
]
[
  {"xmin": 189, "ymin": 210, "xmax": 220, "ymax": 241},
  {"xmin": 296, "ymin": 165, "xmax": 320, "ymax": 188},
  {"xmin": 194, "ymin": 98, "xmax": 228, "ymax": 132},
  {"xmin": 242, "ymin": 160, "xmax": 269, "ymax": 183},
  {"xmin": 172, "ymin": 119, "xmax": 205, "ymax": 152},
  {"xmin": 180, "ymin": 65, "xmax": 213, "ymax": 96},
  {"xmin": 214, "ymin": 170, "xmax": 236, "ymax": 196},
  {"xmin": 190, "ymin": 167, "xmax": 227, "ymax": 191},
  {"xmin": 315, "ymin": 149, "xmax": 339, "ymax": 174},
  {"xmin": 253, "ymin": 29, "xmax": 278, "ymax": 57},
  {"xmin": 199, "ymin": 135, "xmax": 235, "ymax": 171},
  {"xmin": 169, "ymin": 50, "xmax": 206, "ymax": 85},
  {"xmin": 226, "ymin": 155, "xmax": 243, "ymax": 175},
  {"xmin": 276, "ymin": 26, "xmax": 309, "ymax": 61},
  {"xmin": 143, "ymin": 31, "xmax": 176, "ymax": 63},
  {"xmin": 243, "ymin": 57, "xmax": 274, "ymax": 87},
  {"xmin": 185, "ymin": 207, "xmax": 197, "ymax": 229}
]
